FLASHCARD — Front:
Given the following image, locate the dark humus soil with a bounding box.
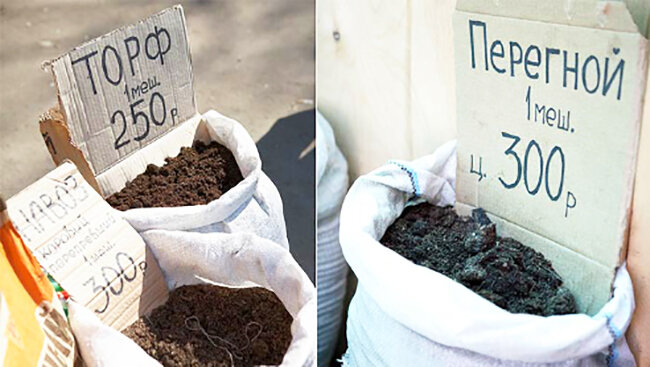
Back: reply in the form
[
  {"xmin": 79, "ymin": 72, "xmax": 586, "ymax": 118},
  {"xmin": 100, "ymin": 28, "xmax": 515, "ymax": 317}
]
[
  {"xmin": 380, "ymin": 203, "xmax": 577, "ymax": 316},
  {"xmin": 107, "ymin": 141, "xmax": 244, "ymax": 210},
  {"xmin": 122, "ymin": 284, "xmax": 293, "ymax": 367}
]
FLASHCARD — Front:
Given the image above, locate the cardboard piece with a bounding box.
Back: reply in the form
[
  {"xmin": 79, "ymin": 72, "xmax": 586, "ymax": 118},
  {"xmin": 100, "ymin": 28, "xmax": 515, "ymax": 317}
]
[
  {"xmin": 316, "ymin": 0, "xmax": 458, "ymax": 181},
  {"xmin": 42, "ymin": 5, "xmax": 198, "ymax": 195},
  {"xmin": 0, "ymin": 197, "xmax": 76, "ymax": 367},
  {"xmin": 453, "ymin": 0, "xmax": 648, "ymax": 315},
  {"xmin": 6, "ymin": 162, "xmax": 168, "ymax": 331}
]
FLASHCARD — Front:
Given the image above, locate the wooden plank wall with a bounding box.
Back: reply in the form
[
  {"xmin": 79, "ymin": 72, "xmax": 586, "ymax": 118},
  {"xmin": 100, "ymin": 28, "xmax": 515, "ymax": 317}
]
[{"xmin": 316, "ymin": 0, "xmax": 456, "ymax": 180}]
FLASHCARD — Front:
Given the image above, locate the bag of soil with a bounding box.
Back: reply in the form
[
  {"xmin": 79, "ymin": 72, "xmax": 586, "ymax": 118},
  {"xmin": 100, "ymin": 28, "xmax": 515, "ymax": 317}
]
[
  {"xmin": 105, "ymin": 110, "xmax": 289, "ymax": 248},
  {"xmin": 38, "ymin": 8, "xmax": 287, "ymax": 249},
  {"xmin": 315, "ymin": 112, "xmax": 349, "ymax": 366},
  {"xmin": 67, "ymin": 231, "xmax": 315, "ymax": 367},
  {"xmin": 338, "ymin": 141, "xmax": 636, "ymax": 366}
]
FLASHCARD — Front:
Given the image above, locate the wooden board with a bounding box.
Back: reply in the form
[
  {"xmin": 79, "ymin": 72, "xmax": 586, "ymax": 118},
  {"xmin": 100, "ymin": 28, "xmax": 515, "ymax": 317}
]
[{"xmin": 316, "ymin": 0, "xmax": 457, "ymax": 179}]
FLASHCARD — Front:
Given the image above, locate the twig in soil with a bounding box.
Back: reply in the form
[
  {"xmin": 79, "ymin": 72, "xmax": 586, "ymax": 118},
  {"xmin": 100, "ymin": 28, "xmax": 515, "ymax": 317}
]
[
  {"xmin": 239, "ymin": 321, "xmax": 264, "ymax": 351},
  {"xmin": 183, "ymin": 316, "xmax": 266, "ymax": 365},
  {"xmin": 185, "ymin": 316, "xmax": 236, "ymax": 367},
  {"xmin": 179, "ymin": 293, "xmax": 193, "ymax": 302}
]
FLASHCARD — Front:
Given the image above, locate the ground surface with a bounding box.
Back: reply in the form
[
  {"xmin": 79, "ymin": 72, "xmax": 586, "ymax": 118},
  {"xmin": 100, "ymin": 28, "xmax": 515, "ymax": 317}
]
[
  {"xmin": 0, "ymin": 0, "xmax": 314, "ymax": 195},
  {"xmin": 0, "ymin": 0, "xmax": 315, "ymax": 277},
  {"xmin": 258, "ymin": 109, "xmax": 315, "ymax": 281}
]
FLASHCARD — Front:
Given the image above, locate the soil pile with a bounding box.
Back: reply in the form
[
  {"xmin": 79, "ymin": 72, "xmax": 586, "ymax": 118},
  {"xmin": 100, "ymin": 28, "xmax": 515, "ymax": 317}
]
[
  {"xmin": 122, "ymin": 284, "xmax": 293, "ymax": 367},
  {"xmin": 380, "ymin": 203, "xmax": 577, "ymax": 316},
  {"xmin": 107, "ymin": 141, "xmax": 243, "ymax": 210}
]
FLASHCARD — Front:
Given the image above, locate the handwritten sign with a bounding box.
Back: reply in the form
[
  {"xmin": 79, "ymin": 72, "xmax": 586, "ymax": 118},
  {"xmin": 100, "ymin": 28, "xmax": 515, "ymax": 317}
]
[
  {"xmin": 51, "ymin": 6, "xmax": 196, "ymax": 175},
  {"xmin": 453, "ymin": 3, "xmax": 647, "ymax": 314},
  {"xmin": 7, "ymin": 162, "xmax": 168, "ymax": 330}
]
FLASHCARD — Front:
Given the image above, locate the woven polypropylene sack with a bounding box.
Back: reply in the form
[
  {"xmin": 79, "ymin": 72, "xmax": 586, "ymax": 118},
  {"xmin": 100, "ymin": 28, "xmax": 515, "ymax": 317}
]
[
  {"xmin": 339, "ymin": 141, "xmax": 636, "ymax": 367},
  {"xmin": 118, "ymin": 110, "xmax": 289, "ymax": 249},
  {"xmin": 316, "ymin": 112, "xmax": 349, "ymax": 366},
  {"xmin": 68, "ymin": 231, "xmax": 316, "ymax": 367}
]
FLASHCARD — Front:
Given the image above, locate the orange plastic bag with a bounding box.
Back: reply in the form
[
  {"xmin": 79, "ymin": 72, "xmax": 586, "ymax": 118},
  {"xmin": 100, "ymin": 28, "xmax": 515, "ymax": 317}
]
[{"xmin": 0, "ymin": 199, "xmax": 75, "ymax": 367}]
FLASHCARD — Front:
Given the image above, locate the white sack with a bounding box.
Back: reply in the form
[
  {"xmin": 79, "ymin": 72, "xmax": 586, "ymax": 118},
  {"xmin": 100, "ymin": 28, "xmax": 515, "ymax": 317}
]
[
  {"xmin": 316, "ymin": 112, "xmax": 349, "ymax": 366},
  {"xmin": 69, "ymin": 231, "xmax": 316, "ymax": 367},
  {"xmin": 316, "ymin": 112, "xmax": 348, "ymax": 219},
  {"xmin": 118, "ymin": 110, "xmax": 289, "ymax": 248},
  {"xmin": 339, "ymin": 140, "xmax": 635, "ymax": 366}
]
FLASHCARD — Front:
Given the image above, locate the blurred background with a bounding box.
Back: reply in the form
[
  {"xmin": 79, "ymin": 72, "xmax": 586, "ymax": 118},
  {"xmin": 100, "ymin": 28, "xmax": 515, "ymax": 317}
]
[{"xmin": 0, "ymin": 0, "xmax": 315, "ymax": 279}]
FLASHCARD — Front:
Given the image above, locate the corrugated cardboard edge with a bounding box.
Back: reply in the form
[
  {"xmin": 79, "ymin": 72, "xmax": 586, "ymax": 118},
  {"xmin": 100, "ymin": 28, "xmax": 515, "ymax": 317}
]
[
  {"xmin": 627, "ymin": 50, "xmax": 650, "ymax": 366},
  {"xmin": 39, "ymin": 106, "xmax": 103, "ymax": 195}
]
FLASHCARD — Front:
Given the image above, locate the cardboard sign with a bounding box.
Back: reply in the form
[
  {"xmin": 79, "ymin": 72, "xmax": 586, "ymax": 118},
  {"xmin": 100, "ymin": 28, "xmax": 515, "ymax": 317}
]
[
  {"xmin": 453, "ymin": 0, "xmax": 648, "ymax": 315},
  {"xmin": 6, "ymin": 162, "xmax": 168, "ymax": 330},
  {"xmin": 0, "ymin": 199, "xmax": 75, "ymax": 367},
  {"xmin": 50, "ymin": 6, "xmax": 196, "ymax": 176}
]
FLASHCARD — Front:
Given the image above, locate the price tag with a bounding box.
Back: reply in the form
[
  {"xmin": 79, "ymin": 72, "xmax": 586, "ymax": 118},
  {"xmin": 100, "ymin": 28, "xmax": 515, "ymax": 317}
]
[
  {"xmin": 50, "ymin": 6, "xmax": 196, "ymax": 175},
  {"xmin": 7, "ymin": 162, "xmax": 168, "ymax": 330},
  {"xmin": 453, "ymin": 1, "xmax": 647, "ymax": 314}
]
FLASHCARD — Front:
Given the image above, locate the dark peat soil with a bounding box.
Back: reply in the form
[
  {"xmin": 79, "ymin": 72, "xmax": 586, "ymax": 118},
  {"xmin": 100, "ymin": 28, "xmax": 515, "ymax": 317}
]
[
  {"xmin": 107, "ymin": 141, "xmax": 243, "ymax": 210},
  {"xmin": 122, "ymin": 284, "xmax": 293, "ymax": 367},
  {"xmin": 380, "ymin": 203, "xmax": 577, "ymax": 316}
]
